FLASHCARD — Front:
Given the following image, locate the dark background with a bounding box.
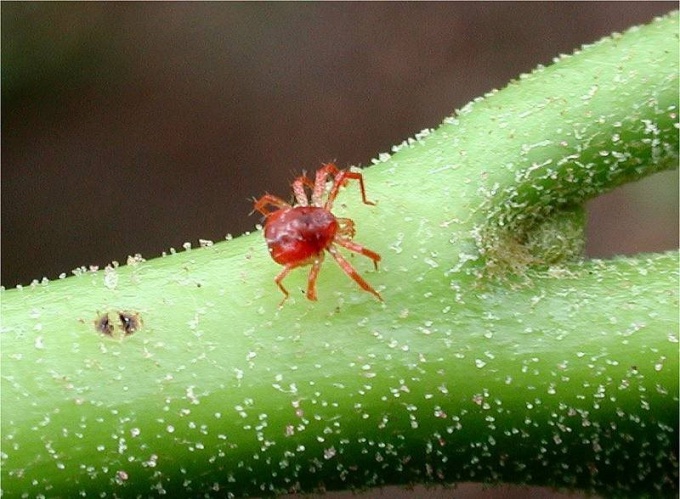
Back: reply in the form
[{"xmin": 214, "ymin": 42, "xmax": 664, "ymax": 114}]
[{"xmin": 2, "ymin": 3, "xmax": 678, "ymax": 288}]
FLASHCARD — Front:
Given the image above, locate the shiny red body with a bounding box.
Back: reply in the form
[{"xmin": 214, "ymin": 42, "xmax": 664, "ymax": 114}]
[
  {"xmin": 254, "ymin": 163, "xmax": 382, "ymax": 304},
  {"xmin": 265, "ymin": 207, "xmax": 338, "ymax": 265}
]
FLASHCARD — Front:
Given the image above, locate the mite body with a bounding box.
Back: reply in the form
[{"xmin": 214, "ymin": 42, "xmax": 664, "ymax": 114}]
[{"xmin": 254, "ymin": 163, "xmax": 382, "ymax": 304}]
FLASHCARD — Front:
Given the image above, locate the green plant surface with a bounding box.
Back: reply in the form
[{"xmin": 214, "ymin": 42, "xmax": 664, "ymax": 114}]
[{"xmin": 2, "ymin": 12, "xmax": 678, "ymax": 498}]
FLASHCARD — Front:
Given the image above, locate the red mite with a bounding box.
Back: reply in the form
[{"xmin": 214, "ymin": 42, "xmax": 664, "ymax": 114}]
[{"xmin": 254, "ymin": 163, "xmax": 382, "ymax": 305}]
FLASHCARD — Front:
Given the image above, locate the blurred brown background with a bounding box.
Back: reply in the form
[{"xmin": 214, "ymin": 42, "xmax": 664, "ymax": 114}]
[{"xmin": 2, "ymin": 2, "xmax": 678, "ymax": 288}]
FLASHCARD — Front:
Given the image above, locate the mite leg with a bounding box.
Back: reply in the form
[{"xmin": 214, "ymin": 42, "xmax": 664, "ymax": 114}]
[
  {"xmin": 327, "ymin": 245, "xmax": 382, "ymax": 301},
  {"xmin": 312, "ymin": 163, "xmax": 341, "ymax": 206},
  {"xmin": 334, "ymin": 238, "xmax": 381, "ymax": 270},
  {"xmin": 336, "ymin": 217, "xmax": 356, "ymax": 239},
  {"xmin": 305, "ymin": 254, "xmax": 324, "ymax": 301},
  {"xmin": 273, "ymin": 264, "xmax": 295, "ymax": 307},
  {"xmin": 335, "ymin": 218, "xmax": 356, "ymax": 241},
  {"xmin": 253, "ymin": 194, "xmax": 290, "ymax": 216},
  {"xmin": 326, "ymin": 169, "xmax": 375, "ymax": 211},
  {"xmin": 292, "ymin": 174, "xmax": 315, "ymax": 207}
]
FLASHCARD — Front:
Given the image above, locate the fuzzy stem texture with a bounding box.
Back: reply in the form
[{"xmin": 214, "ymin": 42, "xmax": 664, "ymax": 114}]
[{"xmin": 2, "ymin": 12, "xmax": 678, "ymax": 498}]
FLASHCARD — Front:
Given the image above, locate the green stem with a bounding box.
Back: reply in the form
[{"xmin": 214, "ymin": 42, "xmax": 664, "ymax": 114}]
[{"xmin": 2, "ymin": 12, "xmax": 678, "ymax": 498}]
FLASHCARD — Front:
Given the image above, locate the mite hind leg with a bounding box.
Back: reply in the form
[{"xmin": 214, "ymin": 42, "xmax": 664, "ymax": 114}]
[{"xmin": 327, "ymin": 245, "xmax": 382, "ymax": 301}]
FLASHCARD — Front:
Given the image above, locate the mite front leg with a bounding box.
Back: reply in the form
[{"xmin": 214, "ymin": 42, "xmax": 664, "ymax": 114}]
[
  {"xmin": 325, "ymin": 169, "xmax": 375, "ymax": 211},
  {"xmin": 292, "ymin": 174, "xmax": 315, "ymax": 207},
  {"xmin": 253, "ymin": 194, "xmax": 291, "ymax": 216},
  {"xmin": 311, "ymin": 163, "xmax": 341, "ymax": 206}
]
